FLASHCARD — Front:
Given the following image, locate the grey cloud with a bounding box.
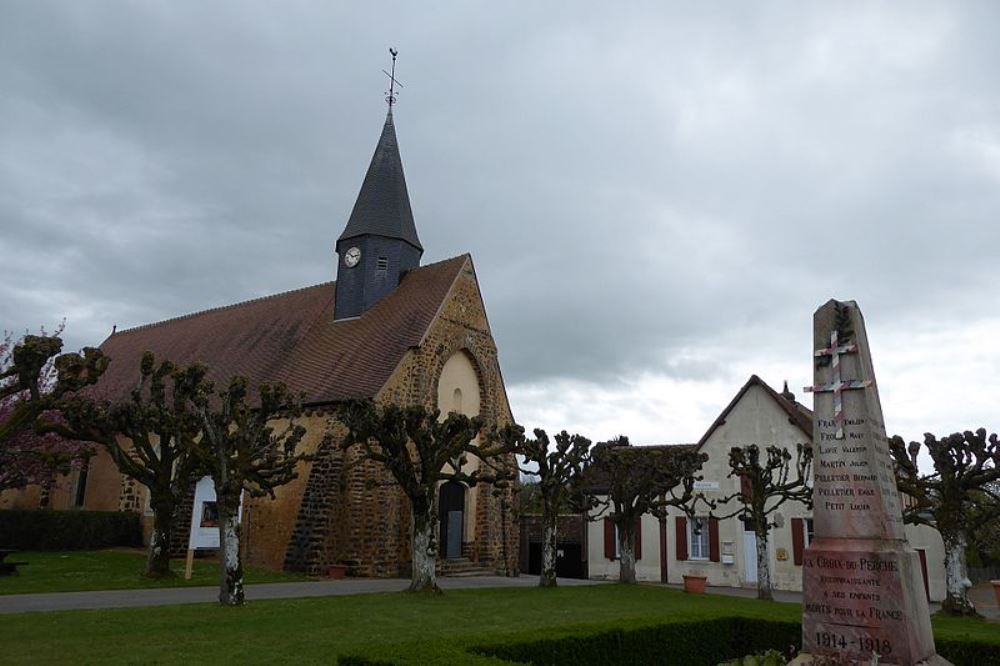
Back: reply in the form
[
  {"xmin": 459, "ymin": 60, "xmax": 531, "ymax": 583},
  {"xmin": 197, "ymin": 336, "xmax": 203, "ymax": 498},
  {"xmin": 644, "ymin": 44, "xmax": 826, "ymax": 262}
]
[{"xmin": 2, "ymin": 1, "xmax": 999, "ymax": 400}]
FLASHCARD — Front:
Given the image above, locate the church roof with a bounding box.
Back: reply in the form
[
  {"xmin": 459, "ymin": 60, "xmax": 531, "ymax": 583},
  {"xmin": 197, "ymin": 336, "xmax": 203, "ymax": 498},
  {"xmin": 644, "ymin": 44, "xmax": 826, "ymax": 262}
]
[
  {"xmin": 695, "ymin": 374, "xmax": 813, "ymax": 450},
  {"xmin": 338, "ymin": 110, "xmax": 422, "ymax": 251},
  {"xmin": 95, "ymin": 254, "xmax": 468, "ymax": 405}
]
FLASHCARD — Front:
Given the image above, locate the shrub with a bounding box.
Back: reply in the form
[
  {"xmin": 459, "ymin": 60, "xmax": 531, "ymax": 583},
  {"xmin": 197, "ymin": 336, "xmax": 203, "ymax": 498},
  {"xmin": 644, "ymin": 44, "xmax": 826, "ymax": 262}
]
[
  {"xmin": 0, "ymin": 509, "xmax": 143, "ymax": 550},
  {"xmin": 472, "ymin": 618, "xmax": 1000, "ymax": 666},
  {"xmin": 473, "ymin": 618, "xmax": 799, "ymax": 666}
]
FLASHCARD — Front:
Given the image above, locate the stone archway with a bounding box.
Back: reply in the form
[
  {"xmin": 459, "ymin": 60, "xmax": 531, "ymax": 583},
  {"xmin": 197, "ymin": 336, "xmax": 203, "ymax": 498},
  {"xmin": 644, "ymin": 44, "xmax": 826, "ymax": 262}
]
[{"xmin": 439, "ymin": 481, "xmax": 466, "ymax": 560}]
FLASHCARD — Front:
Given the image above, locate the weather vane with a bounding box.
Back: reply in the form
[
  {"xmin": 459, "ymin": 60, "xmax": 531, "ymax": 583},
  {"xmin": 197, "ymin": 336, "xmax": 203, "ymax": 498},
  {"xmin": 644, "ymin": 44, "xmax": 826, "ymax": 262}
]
[{"xmin": 383, "ymin": 47, "xmax": 402, "ymax": 107}]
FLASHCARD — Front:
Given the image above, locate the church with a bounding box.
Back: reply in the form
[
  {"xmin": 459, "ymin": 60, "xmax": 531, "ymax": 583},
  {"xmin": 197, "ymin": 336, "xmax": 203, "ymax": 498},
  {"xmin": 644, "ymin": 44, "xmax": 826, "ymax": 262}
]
[{"xmin": 5, "ymin": 106, "xmax": 519, "ymax": 578}]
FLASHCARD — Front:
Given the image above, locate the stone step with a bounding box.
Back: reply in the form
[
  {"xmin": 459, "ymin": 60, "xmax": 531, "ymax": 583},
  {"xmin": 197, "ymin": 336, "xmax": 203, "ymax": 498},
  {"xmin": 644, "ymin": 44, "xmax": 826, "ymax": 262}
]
[{"xmin": 437, "ymin": 557, "xmax": 495, "ymax": 577}]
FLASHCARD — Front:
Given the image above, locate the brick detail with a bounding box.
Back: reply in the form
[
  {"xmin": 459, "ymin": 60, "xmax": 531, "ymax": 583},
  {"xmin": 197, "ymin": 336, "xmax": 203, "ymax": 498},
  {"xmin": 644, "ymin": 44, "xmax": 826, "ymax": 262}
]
[
  {"xmin": 283, "ymin": 430, "xmax": 347, "ymax": 575},
  {"xmin": 118, "ymin": 476, "xmax": 142, "ymax": 513},
  {"xmin": 278, "ymin": 259, "xmax": 520, "ymax": 577}
]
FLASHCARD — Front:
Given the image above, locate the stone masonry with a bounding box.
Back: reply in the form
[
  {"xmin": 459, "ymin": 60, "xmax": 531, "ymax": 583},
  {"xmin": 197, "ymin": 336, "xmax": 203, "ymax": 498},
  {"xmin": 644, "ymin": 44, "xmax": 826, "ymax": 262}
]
[{"xmin": 245, "ymin": 258, "xmax": 519, "ymax": 577}]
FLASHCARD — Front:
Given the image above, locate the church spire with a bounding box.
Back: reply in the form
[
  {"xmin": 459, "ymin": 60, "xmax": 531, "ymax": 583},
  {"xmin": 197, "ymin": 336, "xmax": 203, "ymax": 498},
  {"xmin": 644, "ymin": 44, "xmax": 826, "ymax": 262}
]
[
  {"xmin": 337, "ymin": 108, "xmax": 422, "ymax": 251},
  {"xmin": 334, "ymin": 49, "xmax": 424, "ymax": 321}
]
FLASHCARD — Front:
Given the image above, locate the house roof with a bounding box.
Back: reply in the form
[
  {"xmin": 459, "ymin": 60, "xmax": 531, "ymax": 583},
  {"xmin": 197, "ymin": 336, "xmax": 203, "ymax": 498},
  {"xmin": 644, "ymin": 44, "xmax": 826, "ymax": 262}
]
[
  {"xmin": 95, "ymin": 254, "xmax": 468, "ymax": 405},
  {"xmin": 695, "ymin": 374, "xmax": 813, "ymax": 450},
  {"xmin": 337, "ymin": 110, "xmax": 422, "ymax": 252}
]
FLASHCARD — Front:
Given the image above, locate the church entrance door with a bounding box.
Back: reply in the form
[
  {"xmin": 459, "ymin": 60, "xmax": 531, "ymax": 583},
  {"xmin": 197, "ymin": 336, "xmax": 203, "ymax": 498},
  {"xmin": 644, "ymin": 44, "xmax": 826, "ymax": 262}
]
[{"xmin": 439, "ymin": 482, "xmax": 465, "ymax": 560}]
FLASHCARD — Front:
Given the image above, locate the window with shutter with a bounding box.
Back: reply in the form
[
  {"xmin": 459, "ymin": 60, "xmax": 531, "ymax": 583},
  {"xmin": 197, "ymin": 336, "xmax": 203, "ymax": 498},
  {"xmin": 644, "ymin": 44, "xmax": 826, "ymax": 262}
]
[
  {"xmin": 688, "ymin": 517, "xmax": 710, "ymax": 560},
  {"xmin": 791, "ymin": 517, "xmax": 805, "ymax": 566},
  {"xmin": 676, "ymin": 516, "xmax": 688, "ymax": 561},
  {"xmin": 603, "ymin": 518, "xmax": 615, "ymax": 560},
  {"xmin": 634, "ymin": 518, "xmax": 642, "ymax": 561},
  {"xmin": 709, "ymin": 517, "xmax": 720, "ymax": 562}
]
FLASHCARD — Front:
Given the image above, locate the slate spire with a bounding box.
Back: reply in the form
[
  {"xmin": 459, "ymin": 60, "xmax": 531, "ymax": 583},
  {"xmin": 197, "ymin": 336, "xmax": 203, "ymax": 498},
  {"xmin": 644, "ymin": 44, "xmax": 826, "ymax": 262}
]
[{"xmin": 338, "ymin": 109, "xmax": 422, "ymax": 251}]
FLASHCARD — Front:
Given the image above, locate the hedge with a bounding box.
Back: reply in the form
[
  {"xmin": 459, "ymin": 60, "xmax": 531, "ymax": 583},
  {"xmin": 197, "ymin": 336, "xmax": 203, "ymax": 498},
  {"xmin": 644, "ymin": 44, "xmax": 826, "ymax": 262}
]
[
  {"xmin": 0, "ymin": 509, "xmax": 143, "ymax": 551},
  {"xmin": 472, "ymin": 618, "xmax": 800, "ymax": 666},
  {"xmin": 465, "ymin": 618, "xmax": 1000, "ymax": 666}
]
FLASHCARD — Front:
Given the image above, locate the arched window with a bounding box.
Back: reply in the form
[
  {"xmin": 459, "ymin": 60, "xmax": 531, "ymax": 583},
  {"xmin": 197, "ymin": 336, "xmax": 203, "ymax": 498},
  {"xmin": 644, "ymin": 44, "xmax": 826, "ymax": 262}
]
[{"xmin": 452, "ymin": 388, "xmax": 463, "ymax": 414}]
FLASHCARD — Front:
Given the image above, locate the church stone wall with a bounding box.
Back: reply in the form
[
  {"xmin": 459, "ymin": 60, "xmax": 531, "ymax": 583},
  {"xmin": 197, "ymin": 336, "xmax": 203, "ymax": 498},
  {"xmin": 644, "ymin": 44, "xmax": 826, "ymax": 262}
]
[
  {"xmin": 269, "ymin": 258, "xmax": 519, "ymax": 577},
  {"xmin": 244, "ymin": 414, "xmax": 338, "ymax": 571}
]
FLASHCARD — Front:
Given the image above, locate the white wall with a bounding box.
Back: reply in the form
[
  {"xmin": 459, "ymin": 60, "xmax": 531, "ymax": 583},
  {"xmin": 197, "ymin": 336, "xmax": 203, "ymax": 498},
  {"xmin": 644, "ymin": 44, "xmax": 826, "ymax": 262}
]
[{"xmin": 587, "ymin": 505, "xmax": 662, "ymax": 582}]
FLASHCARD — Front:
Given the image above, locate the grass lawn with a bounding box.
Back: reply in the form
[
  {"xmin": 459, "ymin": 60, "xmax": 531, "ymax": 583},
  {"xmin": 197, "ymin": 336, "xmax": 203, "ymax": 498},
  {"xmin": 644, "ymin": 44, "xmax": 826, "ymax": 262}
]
[
  {"xmin": 0, "ymin": 549, "xmax": 308, "ymax": 595},
  {"xmin": 3, "ymin": 584, "xmax": 998, "ymax": 665}
]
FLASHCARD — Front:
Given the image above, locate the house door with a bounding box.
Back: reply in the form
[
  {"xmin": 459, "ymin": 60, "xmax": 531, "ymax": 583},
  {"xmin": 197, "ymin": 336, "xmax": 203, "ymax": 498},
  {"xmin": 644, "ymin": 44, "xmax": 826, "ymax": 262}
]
[
  {"xmin": 439, "ymin": 482, "xmax": 465, "ymax": 560},
  {"xmin": 742, "ymin": 519, "xmax": 758, "ymax": 584}
]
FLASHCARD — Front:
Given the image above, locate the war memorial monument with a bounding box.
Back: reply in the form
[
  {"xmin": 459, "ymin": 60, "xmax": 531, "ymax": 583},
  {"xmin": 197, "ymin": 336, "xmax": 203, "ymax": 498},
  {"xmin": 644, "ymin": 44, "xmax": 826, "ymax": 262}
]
[{"xmin": 794, "ymin": 300, "xmax": 947, "ymax": 665}]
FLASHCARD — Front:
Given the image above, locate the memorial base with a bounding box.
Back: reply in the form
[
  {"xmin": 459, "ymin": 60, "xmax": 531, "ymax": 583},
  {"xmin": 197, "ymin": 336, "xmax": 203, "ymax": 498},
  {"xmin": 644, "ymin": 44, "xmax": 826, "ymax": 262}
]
[
  {"xmin": 790, "ymin": 653, "xmax": 952, "ymax": 666},
  {"xmin": 802, "ymin": 539, "xmax": 939, "ymax": 665}
]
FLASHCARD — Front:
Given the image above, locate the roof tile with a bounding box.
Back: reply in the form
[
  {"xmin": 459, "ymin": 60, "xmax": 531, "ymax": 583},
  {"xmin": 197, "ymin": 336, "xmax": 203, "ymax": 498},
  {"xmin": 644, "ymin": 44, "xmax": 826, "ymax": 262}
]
[{"xmin": 95, "ymin": 255, "xmax": 468, "ymax": 404}]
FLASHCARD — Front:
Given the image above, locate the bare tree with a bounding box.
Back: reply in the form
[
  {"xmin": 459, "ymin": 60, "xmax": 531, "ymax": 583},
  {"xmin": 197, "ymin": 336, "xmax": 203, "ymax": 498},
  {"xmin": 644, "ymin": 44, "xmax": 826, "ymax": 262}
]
[
  {"xmin": 339, "ymin": 400, "xmax": 503, "ymax": 593},
  {"xmin": 45, "ymin": 353, "xmax": 207, "ymax": 578},
  {"xmin": 189, "ymin": 377, "xmax": 309, "ymax": 606},
  {"xmin": 586, "ymin": 437, "xmax": 707, "ymax": 584},
  {"xmin": 495, "ymin": 426, "xmax": 591, "ymax": 587},
  {"xmin": 713, "ymin": 443, "xmax": 813, "ymax": 600},
  {"xmin": 890, "ymin": 429, "xmax": 1000, "ymax": 616}
]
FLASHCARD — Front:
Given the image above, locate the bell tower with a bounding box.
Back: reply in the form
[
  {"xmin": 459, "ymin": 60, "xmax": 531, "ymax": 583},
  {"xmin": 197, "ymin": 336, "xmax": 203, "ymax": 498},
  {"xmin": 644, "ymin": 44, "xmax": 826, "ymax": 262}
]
[{"xmin": 335, "ymin": 50, "xmax": 423, "ymax": 320}]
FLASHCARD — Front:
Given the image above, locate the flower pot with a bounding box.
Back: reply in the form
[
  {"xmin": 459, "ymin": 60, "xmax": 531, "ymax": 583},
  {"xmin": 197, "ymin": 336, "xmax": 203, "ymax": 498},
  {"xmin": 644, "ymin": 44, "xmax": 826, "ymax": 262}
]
[
  {"xmin": 683, "ymin": 574, "xmax": 708, "ymax": 594},
  {"xmin": 329, "ymin": 564, "xmax": 349, "ymax": 580},
  {"xmin": 991, "ymin": 580, "xmax": 1000, "ymax": 606}
]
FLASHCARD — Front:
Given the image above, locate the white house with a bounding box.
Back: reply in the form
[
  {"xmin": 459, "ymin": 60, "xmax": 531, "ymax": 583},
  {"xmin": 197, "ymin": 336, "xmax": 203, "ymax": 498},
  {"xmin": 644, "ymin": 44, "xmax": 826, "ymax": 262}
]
[{"xmin": 587, "ymin": 375, "xmax": 947, "ymax": 602}]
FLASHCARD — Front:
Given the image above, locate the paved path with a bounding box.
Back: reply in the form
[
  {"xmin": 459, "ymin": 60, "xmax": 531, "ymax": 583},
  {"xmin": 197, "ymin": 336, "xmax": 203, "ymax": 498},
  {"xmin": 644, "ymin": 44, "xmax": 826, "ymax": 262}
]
[
  {"xmin": 3, "ymin": 576, "xmax": 995, "ymax": 620},
  {"xmin": 0, "ymin": 575, "xmax": 600, "ymax": 614}
]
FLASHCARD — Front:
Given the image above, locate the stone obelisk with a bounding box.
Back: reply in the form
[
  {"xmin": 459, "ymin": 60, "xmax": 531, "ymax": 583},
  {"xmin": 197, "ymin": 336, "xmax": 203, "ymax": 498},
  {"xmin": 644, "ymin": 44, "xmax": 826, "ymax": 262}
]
[{"xmin": 798, "ymin": 300, "xmax": 945, "ymax": 665}]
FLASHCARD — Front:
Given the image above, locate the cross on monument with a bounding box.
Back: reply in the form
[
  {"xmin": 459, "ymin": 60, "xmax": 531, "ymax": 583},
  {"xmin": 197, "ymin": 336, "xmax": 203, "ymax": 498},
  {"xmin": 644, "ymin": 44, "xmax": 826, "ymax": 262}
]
[
  {"xmin": 383, "ymin": 47, "xmax": 403, "ymax": 107},
  {"xmin": 804, "ymin": 329, "xmax": 872, "ymax": 439}
]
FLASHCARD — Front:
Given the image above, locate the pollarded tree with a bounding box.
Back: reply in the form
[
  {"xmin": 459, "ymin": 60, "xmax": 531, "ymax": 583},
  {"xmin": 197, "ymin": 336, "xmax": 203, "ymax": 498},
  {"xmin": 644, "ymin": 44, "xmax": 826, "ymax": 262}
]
[
  {"xmin": 890, "ymin": 429, "xmax": 1000, "ymax": 616},
  {"xmin": 495, "ymin": 426, "xmax": 591, "ymax": 587},
  {"xmin": 971, "ymin": 481, "xmax": 1000, "ymax": 565},
  {"xmin": 0, "ymin": 330, "xmax": 105, "ymax": 491},
  {"xmin": 41, "ymin": 353, "xmax": 206, "ymax": 578},
  {"xmin": 188, "ymin": 376, "xmax": 310, "ymax": 606},
  {"xmin": 339, "ymin": 400, "xmax": 502, "ymax": 593},
  {"xmin": 713, "ymin": 443, "xmax": 813, "ymax": 601},
  {"xmin": 586, "ymin": 437, "xmax": 707, "ymax": 584}
]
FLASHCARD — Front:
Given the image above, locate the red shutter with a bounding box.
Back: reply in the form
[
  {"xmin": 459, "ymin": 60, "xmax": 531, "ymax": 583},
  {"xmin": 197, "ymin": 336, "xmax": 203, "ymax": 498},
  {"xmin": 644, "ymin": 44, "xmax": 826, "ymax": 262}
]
[
  {"xmin": 603, "ymin": 518, "xmax": 615, "ymax": 560},
  {"xmin": 917, "ymin": 549, "xmax": 930, "ymax": 601},
  {"xmin": 634, "ymin": 519, "xmax": 642, "ymax": 561},
  {"xmin": 709, "ymin": 517, "xmax": 720, "ymax": 562},
  {"xmin": 791, "ymin": 518, "xmax": 804, "ymax": 566},
  {"xmin": 740, "ymin": 474, "xmax": 753, "ymax": 501},
  {"xmin": 659, "ymin": 519, "xmax": 668, "ymax": 583},
  {"xmin": 676, "ymin": 516, "xmax": 688, "ymax": 561}
]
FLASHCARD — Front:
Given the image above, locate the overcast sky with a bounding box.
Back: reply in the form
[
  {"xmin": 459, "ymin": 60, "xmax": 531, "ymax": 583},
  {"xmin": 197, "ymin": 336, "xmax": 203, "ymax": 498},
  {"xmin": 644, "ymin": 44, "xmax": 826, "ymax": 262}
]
[{"xmin": 2, "ymin": 2, "xmax": 998, "ymax": 449}]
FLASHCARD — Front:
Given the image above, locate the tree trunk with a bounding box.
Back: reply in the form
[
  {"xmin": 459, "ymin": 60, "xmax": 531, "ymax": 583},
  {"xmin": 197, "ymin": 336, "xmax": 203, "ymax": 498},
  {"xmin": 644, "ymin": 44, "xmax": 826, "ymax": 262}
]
[
  {"xmin": 217, "ymin": 501, "xmax": 244, "ymax": 606},
  {"xmin": 942, "ymin": 529, "xmax": 977, "ymax": 616},
  {"xmin": 755, "ymin": 525, "xmax": 772, "ymax": 601},
  {"xmin": 144, "ymin": 501, "xmax": 174, "ymax": 578},
  {"xmin": 540, "ymin": 519, "xmax": 558, "ymax": 587},
  {"xmin": 37, "ymin": 475, "xmax": 53, "ymax": 509},
  {"xmin": 410, "ymin": 509, "xmax": 440, "ymax": 593},
  {"xmin": 619, "ymin": 526, "xmax": 637, "ymax": 584}
]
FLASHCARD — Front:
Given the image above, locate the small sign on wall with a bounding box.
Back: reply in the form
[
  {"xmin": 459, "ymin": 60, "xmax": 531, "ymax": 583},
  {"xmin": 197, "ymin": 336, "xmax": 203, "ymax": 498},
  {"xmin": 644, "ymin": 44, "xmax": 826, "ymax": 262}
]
[{"xmin": 693, "ymin": 480, "xmax": 720, "ymax": 491}]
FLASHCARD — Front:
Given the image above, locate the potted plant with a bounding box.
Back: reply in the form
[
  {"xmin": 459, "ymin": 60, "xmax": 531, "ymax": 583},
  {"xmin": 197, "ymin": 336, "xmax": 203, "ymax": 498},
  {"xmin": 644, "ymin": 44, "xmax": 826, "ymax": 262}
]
[
  {"xmin": 328, "ymin": 563, "xmax": 349, "ymax": 580},
  {"xmin": 683, "ymin": 573, "xmax": 708, "ymax": 594}
]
